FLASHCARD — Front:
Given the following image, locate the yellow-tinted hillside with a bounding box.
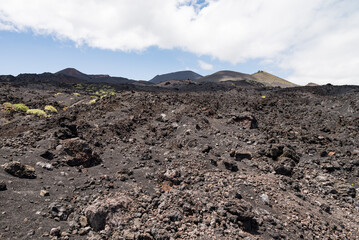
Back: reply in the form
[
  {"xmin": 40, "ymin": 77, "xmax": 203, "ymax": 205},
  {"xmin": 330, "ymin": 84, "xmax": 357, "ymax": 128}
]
[{"xmin": 252, "ymin": 71, "xmax": 297, "ymax": 88}]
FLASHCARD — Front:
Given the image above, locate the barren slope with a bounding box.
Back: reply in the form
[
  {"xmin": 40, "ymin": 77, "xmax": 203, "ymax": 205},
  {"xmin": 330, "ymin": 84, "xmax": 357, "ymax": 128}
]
[{"xmin": 251, "ymin": 71, "xmax": 297, "ymax": 88}]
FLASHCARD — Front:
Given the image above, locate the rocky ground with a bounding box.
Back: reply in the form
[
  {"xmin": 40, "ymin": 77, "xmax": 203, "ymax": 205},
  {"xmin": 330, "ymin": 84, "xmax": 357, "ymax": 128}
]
[{"xmin": 0, "ymin": 81, "xmax": 359, "ymax": 239}]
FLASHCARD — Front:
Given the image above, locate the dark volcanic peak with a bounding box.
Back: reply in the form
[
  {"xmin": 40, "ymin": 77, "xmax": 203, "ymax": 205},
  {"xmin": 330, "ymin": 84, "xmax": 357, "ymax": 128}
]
[
  {"xmin": 150, "ymin": 70, "xmax": 202, "ymax": 84},
  {"xmin": 56, "ymin": 68, "xmax": 136, "ymax": 85},
  {"xmin": 56, "ymin": 68, "xmax": 91, "ymax": 81},
  {"xmin": 195, "ymin": 70, "xmax": 257, "ymax": 83}
]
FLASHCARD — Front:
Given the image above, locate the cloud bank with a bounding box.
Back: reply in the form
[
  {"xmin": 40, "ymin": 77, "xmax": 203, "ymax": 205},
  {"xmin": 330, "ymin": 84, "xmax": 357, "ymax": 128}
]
[{"xmin": 0, "ymin": 0, "xmax": 358, "ymax": 85}]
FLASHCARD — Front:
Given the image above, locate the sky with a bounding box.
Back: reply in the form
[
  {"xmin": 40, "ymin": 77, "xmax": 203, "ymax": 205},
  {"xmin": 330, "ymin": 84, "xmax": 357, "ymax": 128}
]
[{"xmin": 0, "ymin": 0, "xmax": 358, "ymax": 85}]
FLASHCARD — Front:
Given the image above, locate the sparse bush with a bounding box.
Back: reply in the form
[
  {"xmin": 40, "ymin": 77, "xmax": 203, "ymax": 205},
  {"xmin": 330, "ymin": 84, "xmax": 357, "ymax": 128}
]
[
  {"xmin": 74, "ymin": 83, "xmax": 84, "ymax": 89},
  {"xmin": 12, "ymin": 104, "xmax": 29, "ymax": 112},
  {"xmin": 89, "ymin": 98, "xmax": 97, "ymax": 104},
  {"xmin": 1, "ymin": 102, "xmax": 13, "ymax": 113},
  {"xmin": 73, "ymin": 93, "xmax": 81, "ymax": 96},
  {"xmin": 27, "ymin": 109, "xmax": 47, "ymax": 117},
  {"xmin": 3, "ymin": 102, "xmax": 12, "ymax": 108},
  {"xmin": 55, "ymin": 92, "xmax": 63, "ymax": 96},
  {"xmin": 44, "ymin": 105, "xmax": 58, "ymax": 113},
  {"xmin": 63, "ymin": 106, "xmax": 69, "ymax": 111}
]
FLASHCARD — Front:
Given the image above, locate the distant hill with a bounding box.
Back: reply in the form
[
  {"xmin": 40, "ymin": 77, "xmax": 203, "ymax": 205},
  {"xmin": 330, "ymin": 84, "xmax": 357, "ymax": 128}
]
[
  {"xmin": 251, "ymin": 71, "xmax": 297, "ymax": 88},
  {"xmin": 56, "ymin": 68, "xmax": 136, "ymax": 85},
  {"xmin": 150, "ymin": 71, "xmax": 202, "ymax": 84},
  {"xmin": 195, "ymin": 70, "xmax": 257, "ymax": 83},
  {"xmin": 306, "ymin": 82, "xmax": 320, "ymax": 87},
  {"xmin": 56, "ymin": 68, "xmax": 91, "ymax": 81}
]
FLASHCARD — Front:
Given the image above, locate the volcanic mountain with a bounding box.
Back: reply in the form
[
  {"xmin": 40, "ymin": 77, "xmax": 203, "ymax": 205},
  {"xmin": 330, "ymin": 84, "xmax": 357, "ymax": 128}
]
[
  {"xmin": 150, "ymin": 70, "xmax": 202, "ymax": 84},
  {"xmin": 196, "ymin": 70, "xmax": 297, "ymax": 88},
  {"xmin": 56, "ymin": 68, "xmax": 92, "ymax": 81},
  {"xmin": 195, "ymin": 70, "xmax": 258, "ymax": 83},
  {"xmin": 251, "ymin": 71, "xmax": 297, "ymax": 88},
  {"xmin": 56, "ymin": 68, "xmax": 136, "ymax": 85}
]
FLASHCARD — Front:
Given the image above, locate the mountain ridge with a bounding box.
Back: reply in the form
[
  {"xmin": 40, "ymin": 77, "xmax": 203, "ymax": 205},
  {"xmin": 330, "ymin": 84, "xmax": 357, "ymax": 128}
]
[{"xmin": 1, "ymin": 68, "xmax": 299, "ymax": 88}]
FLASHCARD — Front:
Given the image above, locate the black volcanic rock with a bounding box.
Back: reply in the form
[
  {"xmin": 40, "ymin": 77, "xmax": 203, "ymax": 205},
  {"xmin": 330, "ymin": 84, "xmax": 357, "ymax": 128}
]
[
  {"xmin": 150, "ymin": 70, "xmax": 202, "ymax": 84},
  {"xmin": 0, "ymin": 181, "xmax": 6, "ymax": 191},
  {"xmin": 2, "ymin": 161, "xmax": 36, "ymax": 179},
  {"xmin": 0, "ymin": 75, "xmax": 15, "ymax": 82},
  {"xmin": 1, "ymin": 72, "xmax": 359, "ymax": 240},
  {"xmin": 8, "ymin": 72, "xmax": 82, "ymax": 84},
  {"xmin": 87, "ymin": 76, "xmax": 137, "ymax": 85}
]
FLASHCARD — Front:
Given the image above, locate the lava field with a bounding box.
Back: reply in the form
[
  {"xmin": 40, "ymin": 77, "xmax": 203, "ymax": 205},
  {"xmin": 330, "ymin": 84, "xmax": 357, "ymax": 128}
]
[{"xmin": 1, "ymin": 81, "xmax": 359, "ymax": 239}]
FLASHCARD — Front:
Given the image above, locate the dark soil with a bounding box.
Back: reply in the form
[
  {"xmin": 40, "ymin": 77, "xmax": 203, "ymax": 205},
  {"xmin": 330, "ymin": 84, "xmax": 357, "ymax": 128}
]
[{"xmin": 0, "ymin": 80, "xmax": 359, "ymax": 239}]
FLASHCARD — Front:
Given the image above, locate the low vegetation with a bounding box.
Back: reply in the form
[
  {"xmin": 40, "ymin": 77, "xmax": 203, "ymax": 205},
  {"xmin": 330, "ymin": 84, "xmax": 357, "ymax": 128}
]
[
  {"xmin": 1, "ymin": 102, "xmax": 12, "ymax": 113},
  {"xmin": 12, "ymin": 104, "xmax": 29, "ymax": 112},
  {"xmin": 74, "ymin": 83, "xmax": 85, "ymax": 89},
  {"xmin": 74, "ymin": 83, "xmax": 117, "ymax": 97},
  {"xmin": 2, "ymin": 102, "xmax": 12, "ymax": 108},
  {"xmin": 44, "ymin": 105, "xmax": 58, "ymax": 113},
  {"xmin": 26, "ymin": 109, "xmax": 47, "ymax": 117},
  {"xmin": 89, "ymin": 98, "xmax": 97, "ymax": 104}
]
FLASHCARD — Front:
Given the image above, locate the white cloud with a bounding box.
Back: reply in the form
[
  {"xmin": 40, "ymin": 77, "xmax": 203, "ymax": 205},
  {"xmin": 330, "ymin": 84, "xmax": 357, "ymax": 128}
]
[
  {"xmin": 198, "ymin": 60, "xmax": 213, "ymax": 70},
  {"xmin": 0, "ymin": 17, "xmax": 15, "ymax": 31},
  {"xmin": 0, "ymin": 0, "xmax": 358, "ymax": 85}
]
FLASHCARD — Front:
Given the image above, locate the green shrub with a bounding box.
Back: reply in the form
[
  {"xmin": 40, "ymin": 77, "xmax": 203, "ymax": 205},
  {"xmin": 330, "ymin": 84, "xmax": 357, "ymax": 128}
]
[
  {"xmin": 73, "ymin": 93, "xmax": 81, "ymax": 96},
  {"xmin": 89, "ymin": 98, "xmax": 97, "ymax": 104},
  {"xmin": 27, "ymin": 109, "xmax": 47, "ymax": 117},
  {"xmin": 12, "ymin": 104, "xmax": 29, "ymax": 112},
  {"xmin": 44, "ymin": 105, "xmax": 58, "ymax": 113}
]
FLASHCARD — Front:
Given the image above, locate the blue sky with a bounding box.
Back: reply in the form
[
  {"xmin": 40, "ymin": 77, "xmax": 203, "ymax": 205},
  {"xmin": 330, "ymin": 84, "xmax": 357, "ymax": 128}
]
[
  {"xmin": 0, "ymin": 30, "xmax": 284, "ymax": 81},
  {"xmin": 0, "ymin": 0, "xmax": 358, "ymax": 85}
]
